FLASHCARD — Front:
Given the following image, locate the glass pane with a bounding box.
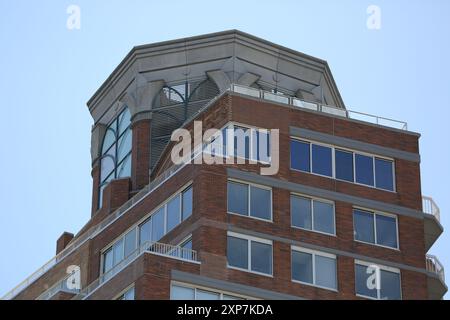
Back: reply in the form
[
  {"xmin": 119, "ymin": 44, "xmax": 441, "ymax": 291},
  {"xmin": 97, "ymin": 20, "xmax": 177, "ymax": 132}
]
[
  {"xmin": 257, "ymin": 130, "xmax": 271, "ymax": 162},
  {"xmin": 250, "ymin": 186, "xmax": 271, "ymax": 220},
  {"xmin": 355, "ymin": 154, "xmax": 374, "ymax": 186},
  {"xmin": 291, "ymin": 196, "xmax": 312, "ymax": 230},
  {"xmin": 234, "ymin": 126, "xmax": 250, "ymax": 159},
  {"xmin": 118, "ymin": 109, "xmax": 131, "ymax": 136},
  {"xmin": 117, "ymin": 129, "xmax": 132, "ymax": 163},
  {"xmin": 311, "ymin": 144, "xmax": 332, "ymax": 177},
  {"xmin": 117, "ymin": 153, "xmax": 131, "ymax": 178},
  {"xmin": 380, "ymin": 270, "xmax": 401, "ymax": 300},
  {"xmin": 196, "ymin": 289, "xmax": 220, "ymax": 300},
  {"xmin": 290, "ymin": 140, "xmax": 310, "ymax": 172},
  {"xmin": 113, "ymin": 239, "xmax": 124, "ymax": 266},
  {"xmin": 100, "ymin": 147, "xmax": 116, "ymax": 181},
  {"xmin": 315, "ymin": 255, "xmax": 337, "ymax": 289},
  {"xmin": 167, "ymin": 195, "xmax": 181, "ymax": 232},
  {"xmin": 102, "ymin": 128, "xmax": 116, "ymax": 154},
  {"xmin": 375, "ymin": 158, "xmax": 394, "ymax": 191},
  {"xmin": 171, "ymin": 285, "xmax": 195, "ymax": 300},
  {"xmin": 227, "ymin": 236, "xmax": 248, "ymax": 270},
  {"xmin": 335, "ymin": 149, "xmax": 354, "ymax": 182},
  {"xmin": 123, "ymin": 287, "xmax": 134, "ymax": 300},
  {"xmin": 139, "ymin": 218, "xmax": 151, "ymax": 246},
  {"xmin": 376, "ymin": 214, "xmax": 398, "ymax": 248},
  {"xmin": 355, "ymin": 264, "xmax": 378, "ymax": 298},
  {"xmin": 182, "ymin": 187, "xmax": 193, "ymax": 220},
  {"xmin": 124, "ymin": 229, "xmax": 137, "ymax": 258},
  {"xmin": 103, "ymin": 249, "xmax": 113, "ymax": 274},
  {"xmin": 354, "ymin": 210, "xmax": 375, "ymax": 243},
  {"xmin": 152, "ymin": 208, "xmax": 165, "ymax": 241},
  {"xmin": 251, "ymin": 241, "xmax": 272, "ymax": 275},
  {"xmin": 292, "ymin": 251, "xmax": 313, "ymax": 284},
  {"xmin": 313, "ymin": 200, "xmax": 335, "ymax": 234},
  {"xmin": 227, "ymin": 181, "xmax": 248, "ymax": 216}
]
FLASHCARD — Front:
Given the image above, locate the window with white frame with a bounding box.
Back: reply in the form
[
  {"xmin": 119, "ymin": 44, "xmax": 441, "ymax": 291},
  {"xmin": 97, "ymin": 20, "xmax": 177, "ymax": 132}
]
[
  {"xmin": 355, "ymin": 261, "xmax": 401, "ymax": 300},
  {"xmin": 291, "ymin": 194, "xmax": 335, "ymax": 235},
  {"xmin": 291, "ymin": 247, "xmax": 337, "ymax": 290},
  {"xmin": 227, "ymin": 232, "xmax": 273, "ymax": 276},
  {"xmin": 227, "ymin": 180, "xmax": 272, "ymax": 221},
  {"xmin": 353, "ymin": 208, "xmax": 398, "ymax": 249},
  {"xmin": 290, "ymin": 138, "xmax": 395, "ymax": 192},
  {"xmin": 101, "ymin": 185, "xmax": 193, "ymax": 276},
  {"xmin": 116, "ymin": 286, "xmax": 135, "ymax": 300},
  {"xmin": 170, "ymin": 283, "xmax": 249, "ymax": 300}
]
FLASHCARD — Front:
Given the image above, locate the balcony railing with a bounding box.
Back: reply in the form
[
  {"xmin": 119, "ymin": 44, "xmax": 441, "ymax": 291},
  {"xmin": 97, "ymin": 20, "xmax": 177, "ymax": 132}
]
[
  {"xmin": 72, "ymin": 241, "xmax": 199, "ymax": 300},
  {"xmin": 36, "ymin": 273, "xmax": 80, "ymax": 300},
  {"xmin": 422, "ymin": 196, "xmax": 441, "ymax": 222},
  {"xmin": 230, "ymin": 84, "xmax": 408, "ymax": 131},
  {"xmin": 426, "ymin": 254, "xmax": 445, "ymax": 283},
  {"xmin": 1, "ymin": 153, "xmax": 197, "ymax": 300}
]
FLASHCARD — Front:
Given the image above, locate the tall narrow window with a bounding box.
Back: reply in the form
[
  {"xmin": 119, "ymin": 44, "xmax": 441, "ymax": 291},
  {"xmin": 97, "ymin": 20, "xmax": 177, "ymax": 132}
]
[
  {"xmin": 355, "ymin": 154, "xmax": 374, "ymax": 186},
  {"xmin": 375, "ymin": 158, "xmax": 394, "ymax": 191},
  {"xmin": 291, "ymin": 140, "xmax": 310, "ymax": 172},
  {"xmin": 99, "ymin": 108, "xmax": 132, "ymax": 208}
]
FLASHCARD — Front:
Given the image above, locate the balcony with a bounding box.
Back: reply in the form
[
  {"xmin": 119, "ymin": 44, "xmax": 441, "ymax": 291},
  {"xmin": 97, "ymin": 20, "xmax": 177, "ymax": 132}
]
[
  {"xmin": 72, "ymin": 241, "xmax": 199, "ymax": 300},
  {"xmin": 230, "ymin": 84, "xmax": 409, "ymax": 131},
  {"xmin": 36, "ymin": 273, "xmax": 80, "ymax": 300},
  {"xmin": 422, "ymin": 196, "xmax": 443, "ymax": 251},
  {"xmin": 426, "ymin": 254, "xmax": 447, "ymax": 299}
]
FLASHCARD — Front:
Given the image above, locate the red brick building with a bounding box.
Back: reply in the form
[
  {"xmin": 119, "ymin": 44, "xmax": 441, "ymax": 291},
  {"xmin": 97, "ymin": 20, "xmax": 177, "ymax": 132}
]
[{"xmin": 2, "ymin": 30, "xmax": 446, "ymax": 300}]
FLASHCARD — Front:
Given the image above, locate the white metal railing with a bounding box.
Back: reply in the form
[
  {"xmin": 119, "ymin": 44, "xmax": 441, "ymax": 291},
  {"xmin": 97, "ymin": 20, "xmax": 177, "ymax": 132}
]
[
  {"xmin": 230, "ymin": 84, "xmax": 408, "ymax": 131},
  {"xmin": 422, "ymin": 196, "xmax": 441, "ymax": 222},
  {"xmin": 72, "ymin": 241, "xmax": 198, "ymax": 300},
  {"xmin": 1, "ymin": 153, "xmax": 196, "ymax": 300},
  {"xmin": 426, "ymin": 254, "xmax": 445, "ymax": 283},
  {"xmin": 36, "ymin": 272, "xmax": 80, "ymax": 300}
]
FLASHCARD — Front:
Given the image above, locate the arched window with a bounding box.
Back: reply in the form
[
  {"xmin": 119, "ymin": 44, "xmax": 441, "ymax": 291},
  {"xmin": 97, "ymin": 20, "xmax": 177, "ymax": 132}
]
[{"xmin": 99, "ymin": 108, "xmax": 132, "ymax": 208}]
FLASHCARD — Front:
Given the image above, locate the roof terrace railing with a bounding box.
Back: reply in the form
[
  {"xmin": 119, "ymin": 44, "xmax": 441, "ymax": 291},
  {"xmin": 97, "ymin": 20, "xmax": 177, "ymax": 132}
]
[
  {"xmin": 73, "ymin": 241, "xmax": 199, "ymax": 300},
  {"xmin": 422, "ymin": 196, "xmax": 441, "ymax": 222},
  {"xmin": 230, "ymin": 84, "xmax": 408, "ymax": 131},
  {"xmin": 426, "ymin": 254, "xmax": 445, "ymax": 283}
]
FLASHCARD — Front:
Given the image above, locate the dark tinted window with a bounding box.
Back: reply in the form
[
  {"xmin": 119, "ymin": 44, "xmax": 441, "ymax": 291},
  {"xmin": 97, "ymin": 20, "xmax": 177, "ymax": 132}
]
[
  {"xmin": 335, "ymin": 149, "xmax": 354, "ymax": 182},
  {"xmin": 312, "ymin": 144, "xmax": 332, "ymax": 177},
  {"xmin": 291, "ymin": 140, "xmax": 310, "ymax": 172},
  {"xmin": 375, "ymin": 158, "xmax": 394, "ymax": 191},
  {"xmin": 355, "ymin": 154, "xmax": 374, "ymax": 186}
]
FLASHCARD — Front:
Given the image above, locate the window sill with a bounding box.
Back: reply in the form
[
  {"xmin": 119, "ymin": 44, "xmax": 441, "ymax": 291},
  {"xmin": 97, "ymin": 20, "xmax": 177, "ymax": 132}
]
[{"xmin": 227, "ymin": 265, "xmax": 273, "ymax": 278}]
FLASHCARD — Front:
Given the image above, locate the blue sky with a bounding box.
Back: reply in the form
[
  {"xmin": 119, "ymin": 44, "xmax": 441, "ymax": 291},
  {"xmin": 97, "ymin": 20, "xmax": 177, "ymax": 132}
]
[{"xmin": 0, "ymin": 0, "xmax": 449, "ymax": 299}]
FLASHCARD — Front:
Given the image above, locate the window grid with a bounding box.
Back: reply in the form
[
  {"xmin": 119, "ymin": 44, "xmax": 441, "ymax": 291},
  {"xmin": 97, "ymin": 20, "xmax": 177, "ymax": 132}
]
[
  {"xmin": 227, "ymin": 179, "xmax": 273, "ymax": 222},
  {"xmin": 353, "ymin": 208, "xmax": 399, "ymax": 250},
  {"xmin": 101, "ymin": 185, "xmax": 193, "ymax": 275},
  {"xmin": 227, "ymin": 232, "xmax": 273, "ymax": 277},
  {"xmin": 291, "ymin": 194, "xmax": 336, "ymax": 236},
  {"xmin": 290, "ymin": 137, "xmax": 396, "ymax": 192},
  {"xmin": 99, "ymin": 108, "xmax": 132, "ymax": 208},
  {"xmin": 355, "ymin": 260, "xmax": 402, "ymax": 300},
  {"xmin": 171, "ymin": 282, "xmax": 251, "ymax": 300},
  {"xmin": 291, "ymin": 247, "xmax": 337, "ymax": 291}
]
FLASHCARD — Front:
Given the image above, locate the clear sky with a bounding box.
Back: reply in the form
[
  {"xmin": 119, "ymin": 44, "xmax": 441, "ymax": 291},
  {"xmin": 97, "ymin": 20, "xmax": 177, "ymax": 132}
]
[{"xmin": 0, "ymin": 0, "xmax": 449, "ymax": 299}]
